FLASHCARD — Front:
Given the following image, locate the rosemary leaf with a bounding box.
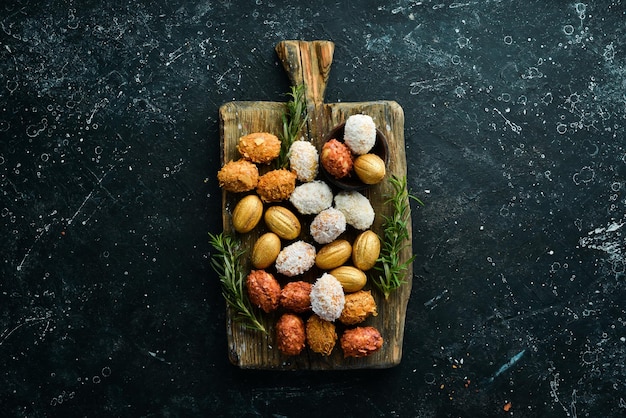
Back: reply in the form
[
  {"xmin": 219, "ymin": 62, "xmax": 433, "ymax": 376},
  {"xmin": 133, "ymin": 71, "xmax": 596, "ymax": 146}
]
[
  {"xmin": 275, "ymin": 84, "xmax": 307, "ymax": 169},
  {"xmin": 208, "ymin": 232, "xmax": 267, "ymax": 334},
  {"xmin": 372, "ymin": 175, "xmax": 423, "ymax": 300}
]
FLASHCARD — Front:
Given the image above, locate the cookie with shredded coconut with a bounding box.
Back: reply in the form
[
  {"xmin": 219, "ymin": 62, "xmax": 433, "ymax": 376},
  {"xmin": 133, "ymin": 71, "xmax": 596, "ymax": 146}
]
[
  {"xmin": 310, "ymin": 273, "xmax": 345, "ymax": 322},
  {"xmin": 289, "ymin": 180, "xmax": 333, "ymax": 215},
  {"xmin": 275, "ymin": 240, "xmax": 316, "ymax": 277},
  {"xmin": 334, "ymin": 190, "xmax": 375, "ymax": 230},
  {"xmin": 343, "ymin": 114, "xmax": 376, "ymax": 155},
  {"xmin": 288, "ymin": 140, "xmax": 319, "ymax": 182},
  {"xmin": 310, "ymin": 207, "xmax": 346, "ymax": 244}
]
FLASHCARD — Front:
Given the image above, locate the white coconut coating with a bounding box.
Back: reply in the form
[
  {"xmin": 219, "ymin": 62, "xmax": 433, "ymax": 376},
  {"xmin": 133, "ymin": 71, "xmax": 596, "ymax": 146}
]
[
  {"xmin": 343, "ymin": 114, "xmax": 376, "ymax": 155},
  {"xmin": 288, "ymin": 140, "xmax": 319, "ymax": 182},
  {"xmin": 289, "ymin": 180, "xmax": 333, "ymax": 215},
  {"xmin": 310, "ymin": 273, "xmax": 346, "ymax": 322},
  {"xmin": 334, "ymin": 190, "xmax": 375, "ymax": 230},
  {"xmin": 310, "ymin": 207, "xmax": 346, "ymax": 244},
  {"xmin": 275, "ymin": 241, "xmax": 317, "ymax": 277}
]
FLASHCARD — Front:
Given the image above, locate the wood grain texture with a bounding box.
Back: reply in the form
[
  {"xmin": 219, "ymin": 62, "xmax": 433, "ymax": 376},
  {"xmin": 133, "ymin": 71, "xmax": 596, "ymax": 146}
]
[
  {"xmin": 275, "ymin": 40, "xmax": 334, "ymax": 106},
  {"xmin": 218, "ymin": 41, "xmax": 412, "ymax": 370}
]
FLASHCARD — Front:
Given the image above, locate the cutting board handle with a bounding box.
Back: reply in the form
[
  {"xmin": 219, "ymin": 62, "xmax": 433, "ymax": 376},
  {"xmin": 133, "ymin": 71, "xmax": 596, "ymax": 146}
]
[{"xmin": 275, "ymin": 40, "xmax": 334, "ymax": 107}]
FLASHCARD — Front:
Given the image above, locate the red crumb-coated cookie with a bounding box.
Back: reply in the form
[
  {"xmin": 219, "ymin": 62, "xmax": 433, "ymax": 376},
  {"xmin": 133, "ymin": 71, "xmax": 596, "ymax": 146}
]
[
  {"xmin": 246, "ymin": 270, "xmax": 280, "ymax": 313},
  {"xmin": 276, "ymin": 313, "xmax": 306, "ymax": 356},
  {"xmin": 340, "ymin": 326, "xmax": 383, "ymax": 358},
  {"xmin": 280, "ymin": 281, "xmax": 312, "ymax": 313},
  {"xmin": 321, "ymin": 139, "xmax": 353, "ymax": 178}
]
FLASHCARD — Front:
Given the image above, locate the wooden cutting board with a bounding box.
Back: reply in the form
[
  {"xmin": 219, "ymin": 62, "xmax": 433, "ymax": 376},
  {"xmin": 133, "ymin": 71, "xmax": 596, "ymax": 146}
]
[{"xmin": 218, "ymin": 40, "xmax": 412, "ymax": 369}]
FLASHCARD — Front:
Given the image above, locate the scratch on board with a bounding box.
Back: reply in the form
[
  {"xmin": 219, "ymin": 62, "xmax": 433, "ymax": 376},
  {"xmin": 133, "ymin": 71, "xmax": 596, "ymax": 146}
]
[
  {"xmin": 67, "ymin": 164, "xmax": 116, "ymax": 226},
  {"xmin": 0, "ymin": 315, "xmax": 51, "ymax": 346},
  {"xmin": 493, "ymin": 107, "xmax": 522, "ymax": 134},
  {"xmin": 165, "ymin": 42, "xmax": 191, "ymax": 67},
  {"xmin": 16, "ymin": 224, "xmax": 51, "ymax": 272},
  {"xmin": 579, "ymin": 219, "xmax": 625, "ymax": 276},
  {"xmin": 409, "ymin": 77, "xmax": 456, "ymax": 95},
  {"xmin": 487, "ymin": 349, "xmax": 526, "ymax": 383},
  {"xmin": 86, "ymin": 98, "xmax": 110, "ymax": 125},
  {"xmin": 16, "ymin": 165, "xmax": 116, "ymax": 272}
]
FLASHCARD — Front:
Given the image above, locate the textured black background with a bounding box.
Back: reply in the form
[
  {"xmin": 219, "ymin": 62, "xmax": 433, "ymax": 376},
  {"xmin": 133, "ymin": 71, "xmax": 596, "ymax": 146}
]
[{"xmin": 1, "ymin": 1, "xmax": 625, "ymax": 417}]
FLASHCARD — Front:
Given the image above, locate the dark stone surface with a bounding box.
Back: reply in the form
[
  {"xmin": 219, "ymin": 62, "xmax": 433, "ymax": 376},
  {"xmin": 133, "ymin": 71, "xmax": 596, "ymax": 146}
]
[{"xmin": 1, "ymin": 0, "xmax": 625, "ymax": 416}]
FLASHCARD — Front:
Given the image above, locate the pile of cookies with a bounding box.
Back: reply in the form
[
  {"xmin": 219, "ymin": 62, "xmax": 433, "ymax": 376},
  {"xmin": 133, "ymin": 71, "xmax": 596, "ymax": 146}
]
[{"xmin": 217, "ymin": 115, "xmax": 385, "ymax": 358}]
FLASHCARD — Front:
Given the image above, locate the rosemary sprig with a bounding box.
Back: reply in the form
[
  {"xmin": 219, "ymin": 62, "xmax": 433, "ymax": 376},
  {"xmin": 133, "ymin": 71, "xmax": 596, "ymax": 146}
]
[
  {"xmin": 208, "ymin": 232, "xmax": 267, "ymax": 334},
  {"xmin": 372, "ymin": 175, "xmax": 423, "ymax": 300},
  {"xmin": 275, "ymin": 84, "xmax": 307, "ymax": 169}
]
